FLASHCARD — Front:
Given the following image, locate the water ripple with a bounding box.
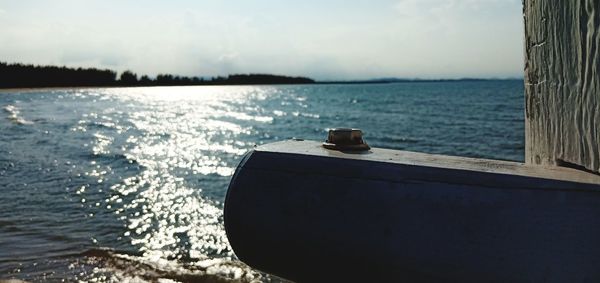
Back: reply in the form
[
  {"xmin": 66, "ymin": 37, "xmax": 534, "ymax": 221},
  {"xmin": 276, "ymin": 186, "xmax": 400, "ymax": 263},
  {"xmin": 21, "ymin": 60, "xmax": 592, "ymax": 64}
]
[{"xmin": 0, "ymin": 81, "xmax": 524, "ymax": 281}]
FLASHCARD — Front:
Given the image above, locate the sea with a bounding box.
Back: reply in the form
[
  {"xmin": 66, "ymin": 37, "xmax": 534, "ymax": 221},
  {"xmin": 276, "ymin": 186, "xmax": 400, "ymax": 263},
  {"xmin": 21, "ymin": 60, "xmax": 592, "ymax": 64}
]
[{"xmin": 0, "ymin": 80, "xmax": 524, "ymax": 282}]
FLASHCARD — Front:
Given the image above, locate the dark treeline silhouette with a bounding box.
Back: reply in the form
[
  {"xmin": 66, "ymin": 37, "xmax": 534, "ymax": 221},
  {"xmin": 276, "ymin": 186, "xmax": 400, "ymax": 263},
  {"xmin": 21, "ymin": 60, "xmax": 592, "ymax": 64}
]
[
  {"xmin": 227, "ymin": 74, "xmax": 314, "ymax": 84},
  {"xmin": 0, "ymin": 62, "xmax": 315, "ymax": 88},
  {"xmin": 0, "ymin": 62, "xmax": 117, "ymax": 88}
]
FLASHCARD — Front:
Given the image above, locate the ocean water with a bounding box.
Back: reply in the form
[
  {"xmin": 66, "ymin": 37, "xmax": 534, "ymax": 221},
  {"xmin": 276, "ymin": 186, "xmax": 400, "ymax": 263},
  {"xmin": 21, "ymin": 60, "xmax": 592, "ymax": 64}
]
[{"xmin": 0, "ymin": 81, "xmax": 524, "ymax": 282}]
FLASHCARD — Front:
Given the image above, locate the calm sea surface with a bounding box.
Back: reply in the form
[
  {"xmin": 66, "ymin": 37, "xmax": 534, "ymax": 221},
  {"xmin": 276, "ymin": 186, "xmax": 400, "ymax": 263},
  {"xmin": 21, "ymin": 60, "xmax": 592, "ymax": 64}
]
[{"xmin": 0, "ymin": 81, "xmax": 524, "ymax": 282}]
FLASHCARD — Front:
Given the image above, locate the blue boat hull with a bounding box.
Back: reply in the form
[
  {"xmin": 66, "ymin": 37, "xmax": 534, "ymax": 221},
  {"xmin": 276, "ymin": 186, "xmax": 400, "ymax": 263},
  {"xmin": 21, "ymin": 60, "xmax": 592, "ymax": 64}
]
[{"xmin": 225, "ymin": 141, "xmax": 600, "ymax": 282}]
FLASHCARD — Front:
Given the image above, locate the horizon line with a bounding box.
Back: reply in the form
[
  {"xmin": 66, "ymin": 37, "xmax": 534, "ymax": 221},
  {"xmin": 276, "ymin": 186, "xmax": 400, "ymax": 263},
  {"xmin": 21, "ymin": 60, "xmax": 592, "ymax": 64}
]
[{"xmin": 1, "ymin": 61, "xmax": 524, "ymax": 83}]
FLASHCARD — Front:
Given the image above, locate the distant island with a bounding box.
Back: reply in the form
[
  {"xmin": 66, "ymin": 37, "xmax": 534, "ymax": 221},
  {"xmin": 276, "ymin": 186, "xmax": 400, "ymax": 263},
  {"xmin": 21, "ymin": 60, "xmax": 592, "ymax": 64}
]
[
  {"xmin": 0, "ymin": 62, "xmax": 315, "ymax": 88},
  {"xmin": 318, "ymin": 78, "xmax": 523, "ymax": 84},
  {"xmin": 0, "ymin": 62, "xmax": 521, "ymax": 89}
]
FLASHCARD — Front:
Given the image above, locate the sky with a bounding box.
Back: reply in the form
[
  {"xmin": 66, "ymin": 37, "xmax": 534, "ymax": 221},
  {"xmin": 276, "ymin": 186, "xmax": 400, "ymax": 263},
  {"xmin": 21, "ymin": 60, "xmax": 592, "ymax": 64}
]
[{"xmin": 0, "ymin": 0, "xmax": 524, "ymax": 80}]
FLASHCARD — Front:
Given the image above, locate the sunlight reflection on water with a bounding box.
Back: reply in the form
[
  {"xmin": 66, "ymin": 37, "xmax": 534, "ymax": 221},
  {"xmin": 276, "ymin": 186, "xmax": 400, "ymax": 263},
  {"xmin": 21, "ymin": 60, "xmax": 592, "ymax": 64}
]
[
  {"xmin": 80, "ymin": 86, "xmax": 278, "ymax": 281},
  {"xmin": 0, "ymin": 82, "xmax": 524, "ymax": 282}
]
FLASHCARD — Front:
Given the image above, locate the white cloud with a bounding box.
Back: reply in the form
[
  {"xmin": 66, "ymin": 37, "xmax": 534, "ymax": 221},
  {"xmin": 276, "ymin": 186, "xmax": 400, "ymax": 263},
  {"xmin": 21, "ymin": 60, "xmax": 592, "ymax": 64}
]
[
  {"xmin": 0, "ymin": 0, "xmax": 524, "ymax": 79},
  {"xmin": 387, "ymin": 0, "xmax": 524, "ymax": 78}
]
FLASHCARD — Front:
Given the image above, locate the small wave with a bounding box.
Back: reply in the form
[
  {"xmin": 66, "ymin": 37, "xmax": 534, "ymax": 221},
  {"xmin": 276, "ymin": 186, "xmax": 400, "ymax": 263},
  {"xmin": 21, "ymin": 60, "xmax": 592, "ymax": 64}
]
[
  {"xmin": 78, "ymin": 248, "xmax": 265, "ymax": 282},
  {"xmin": 84, "ymin": 152, "xmax": 141, "ymax": 168},
  {"xmin": 78, "ymin": 248, "xmax": 141, "ymax": 259},
  {"xmin": 3, "ymin": 105, "xmax": 33, "ymax": 125},
  {"xmin": 375, "ymin": 136, "xmax": 421, "ymax": 144},
  {"xmin": 291, "ymin": 112, "xmax": 320, "ymax": 119},
  {"xmin": 499, "ymin": 142, "xmax": 525, "ymax": 150},
  {"xmin": 0, "ymin": 279, "xmax": 29, "ymax": 283},
  {"xmin": 88, "ymin": 121, "xmax": 117, "ymax": 130}
]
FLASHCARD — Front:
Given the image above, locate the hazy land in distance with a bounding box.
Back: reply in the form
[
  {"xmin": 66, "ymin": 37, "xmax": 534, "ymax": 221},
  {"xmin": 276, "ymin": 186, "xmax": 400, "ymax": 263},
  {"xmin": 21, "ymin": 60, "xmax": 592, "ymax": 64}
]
[{"xmin": 0, "ymin": 62, "xmax": 523, "ymax": 89}]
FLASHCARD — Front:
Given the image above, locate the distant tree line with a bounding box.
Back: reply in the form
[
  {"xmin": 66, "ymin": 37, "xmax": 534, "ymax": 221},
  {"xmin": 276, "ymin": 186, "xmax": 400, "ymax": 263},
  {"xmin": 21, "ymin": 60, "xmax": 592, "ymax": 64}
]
[
  {"xmin": 0, "ymin": 62, "xmax": 315, "ymax": 88},
  {"xmin": 0, "ymin": 62, "xmax": 117, "ymax": 88}
]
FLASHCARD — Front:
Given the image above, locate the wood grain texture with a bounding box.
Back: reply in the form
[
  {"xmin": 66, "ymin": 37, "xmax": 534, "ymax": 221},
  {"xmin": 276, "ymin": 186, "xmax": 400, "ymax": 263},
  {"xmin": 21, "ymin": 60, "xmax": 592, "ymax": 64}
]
[{"xmin": 524, "ymin": 0, "xmax": 600, "ymax": 173}]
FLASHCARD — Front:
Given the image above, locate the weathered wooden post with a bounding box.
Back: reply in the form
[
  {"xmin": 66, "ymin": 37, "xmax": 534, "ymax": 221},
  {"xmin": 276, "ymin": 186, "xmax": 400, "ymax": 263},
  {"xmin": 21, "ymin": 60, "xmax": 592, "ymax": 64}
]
[{"xmin": 524, "ymin": 0, "xmax": 600, "ymax": 173}]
